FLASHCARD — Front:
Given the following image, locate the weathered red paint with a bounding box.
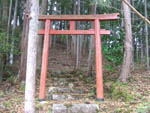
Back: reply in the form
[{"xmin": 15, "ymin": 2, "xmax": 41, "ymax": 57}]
[
  {"xmin": 38, "ymin": 13, "xmax": 119, "ymax": 101},
  {"xmin": 38, "ymin": 29, "xmax": 110, "ymax": 35},
  {"xmin": 95, "ymin": 19, "xmax": 104, "ymax": 100},
  {"xmin": 70, "ymin": 21, "xmax": 75, "ymax": 30},
  {"xmin": 39, "ymin": 20, "xmax": 51, "ymax": 100}
]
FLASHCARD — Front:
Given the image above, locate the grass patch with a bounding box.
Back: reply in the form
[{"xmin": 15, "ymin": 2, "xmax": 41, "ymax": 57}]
[
  {"xmin": 136, "ymin": 103, "xmax": 150, "ymax": 113},
  {"xmin": 105, "ymin": 81, "xmax": 134, "ymax": 102},
  {"xmin": 19, "ymin": 82, "xmax": 25, "ymax": 92}
]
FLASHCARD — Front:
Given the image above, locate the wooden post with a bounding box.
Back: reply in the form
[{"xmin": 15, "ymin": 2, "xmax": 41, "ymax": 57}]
[
  {"xmin": 39, "ymin": 20, "xmax": 50, "ymax": 100},
  {"xmin": 70, "ymin": 21, "xmax": 75, "ymax": 30},
  {"xmin": 94, "ymin": 19, "xmax": 104, "ymax": 101}
]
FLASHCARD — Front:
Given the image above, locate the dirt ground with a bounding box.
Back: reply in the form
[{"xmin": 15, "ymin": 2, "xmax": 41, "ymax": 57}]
[{"xmin": 0, "ymin": 45, "xmax": 150, "ymax": 113}]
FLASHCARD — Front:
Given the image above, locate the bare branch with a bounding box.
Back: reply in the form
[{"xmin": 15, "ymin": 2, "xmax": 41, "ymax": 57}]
[{"xmin": 122, "ymin": 0, "xmax": 150, "ymax": 25}]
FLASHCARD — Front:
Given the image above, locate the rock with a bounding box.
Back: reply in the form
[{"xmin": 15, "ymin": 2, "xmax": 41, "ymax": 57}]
[
  {"xmin": 39, "ymin": 101, "xmax": 49, "ymax": 104},
  {"xmin": 52, "ymin": 104, "xmax": 67, "ymax": 113},
  {"xmin": 68, "ymin": 83, "xmax": 74, "ymax": 89},
  {"xmin": 0, "ymin": 104, "xmax": 5, "ymax": 109},
  {"xmin": 53, "ymin": 78, "xmax": 67, "ymax": 86},
  {"xmin": 50, "ymin": 94, "xmax": 74, "ymax": 101},
  {"xmin": 71, "ymin": 89, "xmax": 84, "ymax": 94},
  {"xmin": 55, "ymin": 70, "xmax": 62, "ymax": 74},
  {"xmin": 48, "ymin": 87, "xmax": 72, "ymax": 93},
  {"xmin": 52, "ymin": 104, "xmax": 99, "ymax": 113},
  {"xmin": 49, "ymin": 87, "xmax": 57, "ymax": 93}
]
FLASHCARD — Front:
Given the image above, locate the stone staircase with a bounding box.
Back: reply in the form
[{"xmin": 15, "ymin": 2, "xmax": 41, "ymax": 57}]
[{"xmin": 46, "ymin": 72, "xmax": 100, "ymax": 113}]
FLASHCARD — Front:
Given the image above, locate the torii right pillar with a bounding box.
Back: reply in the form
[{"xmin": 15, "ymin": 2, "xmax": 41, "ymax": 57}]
[
  {"xmin": 95, "ymin": 19, "xmax": 104, "ymax": 101},
  {"xmin": 94, "ymin": 14, "xmax": 119, "ymax": 101}
]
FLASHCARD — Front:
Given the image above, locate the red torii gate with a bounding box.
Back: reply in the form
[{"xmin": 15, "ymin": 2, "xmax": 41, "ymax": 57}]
[{"xmin": 38, "ymin": 13, "xmax": 119, "ymax": 101}]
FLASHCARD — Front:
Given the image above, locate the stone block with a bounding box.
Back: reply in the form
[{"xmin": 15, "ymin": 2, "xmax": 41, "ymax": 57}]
[
  {"xmin": 52, "ymin": 104, "xmax": 99, "ymax": 113},
  {"xmin": 50, "ymin": 94, "xmax": 74, "ymax": 101}
]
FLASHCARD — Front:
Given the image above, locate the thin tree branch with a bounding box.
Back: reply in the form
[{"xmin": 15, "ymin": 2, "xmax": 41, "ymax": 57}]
[{"xmin": 122, "ymin": 0, "xmax": 150, "ymax": 25}]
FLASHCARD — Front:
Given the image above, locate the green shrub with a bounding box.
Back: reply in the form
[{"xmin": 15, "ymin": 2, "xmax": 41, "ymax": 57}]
[
  {"xmin": 0, "ymin": 27, "xmax": 20, "ymax": 81},
  {"xmin": 102, "ymin": 27, "xmax": 124, "ymax": 66}
]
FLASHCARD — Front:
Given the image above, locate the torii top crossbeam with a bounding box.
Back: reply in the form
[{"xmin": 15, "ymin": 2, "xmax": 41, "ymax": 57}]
[
  {"xmin": 39, "ymin": 13, "xmax": 119, "ymax": 21},
  {"xmin": 38, "ymin": 13, "xmax": 119, "ymax": 102}
]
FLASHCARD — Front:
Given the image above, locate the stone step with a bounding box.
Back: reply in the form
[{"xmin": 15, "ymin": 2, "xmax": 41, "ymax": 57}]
[
  {"xmin": 48, "ymin": 94, "xmax": 74, "ymax": 101},
  {"xmin": 52, "ymin": 104, "xmax": 99, "ymax": 113},
  {"xmin": 52, "ymin": 78, "xmax": 77, "ymax": 87},
  {"xmin": 49, "ymin": 87, "xmax": 84, "ymax": 94}
]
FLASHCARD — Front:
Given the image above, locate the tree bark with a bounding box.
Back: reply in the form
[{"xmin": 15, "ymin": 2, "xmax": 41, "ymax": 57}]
[
  {"xmin": 72, "ymin": 0, "xmax": 77, "ymax": 66},
  {"xmin": 37, "ymin": 0, "xmax": 48, "ymax": 69},
  {"xmin": 0, "ymin": 0, "xmax": 8, "ymax": 81},
  {"xmin": 87, "ymin": 3, "xmax": 96, "ymax": 76},
  {"xmin": 75, "ymin": 0, "xmax": 80, "ymax": 70},
  {"xmin": 140, "ymin": 40, "xmax": 144, "ymax": 64},
  {"xmin": 2, "ymin": 0, "xmax": 8, "ymax": 24},
  {"xmin": 0, "ymin": 56, "xmax": 4, "ymax": 82},
  {"xmin": 120, "ymin": 0, "xmax": 133, "ymax": 82},
  {"xmin": 144, "ymin": 0, "xmax": 149, "ymax": 70},
  {"xmin": 9, "ymin": 0, "xmax": 18, "ymax": 64},
  {"xmin": 19, "ymin": 0, "xmax": 30, "ymax": 81},
  {"xmin": 24, "ymin": 0, "xmax": 39, "ymax": 112},
  {"xmin": 6, "ymin": 0, "xmax": 12, "ymax": 39}
]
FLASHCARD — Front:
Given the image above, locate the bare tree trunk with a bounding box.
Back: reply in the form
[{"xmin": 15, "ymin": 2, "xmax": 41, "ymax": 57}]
[
  {"xmin": 120, "ymin": 0, "xmax": 133, "ymax": 82},
  {"xmin": 2, "ymin": 0, "xmax": 8, "ymax": 24},
  {"xmin": 37, "ymin": 0, "xmax": 48, "ymax": 69},
  {"xmin": 82, "ymin": 36, "xmax": 88, "ymax": 56},
  {"xmin": 121, "ymin": 3, "xmax": 124, "ymax": 28},
  {"xmin": 0, "ymin": 57, "xmax": 4, "ymax": 82},
  {"xmin": 87, "ymin": 3, "xmax": 96, "ymax": 76},
  {"xmin": 19, "ymin": 0, "xmax": 30, "ymax": 81},
  {"xmin": 75, "ymin": 0, "xmax": 80, "ymax": 70},
  {"xmin": 6, "ymin": 0, "xmax": 12, "ymax": 38},
  {"xmin": 131, "ymin": 0, "xmax": 134, "ymax": 24},
  {"xmin": 24, "ymin": 0, "xmax": 39, "ymax": 112},
  {"xmin": 0, "ymin": 0, "xmax": 8, "ymax": 82},
  {"xmin": 131, "ymin": 0, "xmax": 136, "ymax": 62},
  {"xmin": 87, "ymin": 36, "xmax": 94, "ymax": 76},
  {"xmin": 9, "ymin": 0, "xmax": 18, "ymax": 64},
  {"xmin": 49, "ymin": 0, "xmax": 54, "ymax": 15},
  {"xmin": 72, "ymin": 0, "xmax": 76, "ymax": 65},
  {"xmin": 66, "ymin": 34, "xmax": 69, "ymax": 57},
  {"xmin": 63, "ymin": 9, "xmax": 69, "ymax": 58},
  {"xmin": 141, "ymin": 40, "xmax": 144, "ymax": 64},
  {"xmin": 0, "ymin": 2, "xmax": 2, "ymax": 20},
  {"xmin": 144, "ymin": 0, "xmax": 149, "ymax": 70},
  {"xmin": 47, "ymin": 0, "xmax": 54, "ymax": 48},
  {"xmin": 79, "ymin": 37, "xmax": 83, "ymax": 59}
]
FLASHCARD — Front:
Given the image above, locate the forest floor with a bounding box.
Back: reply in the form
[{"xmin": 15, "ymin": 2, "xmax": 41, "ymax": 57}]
[{"xmin": 0, "ymin": 44, "xmax": 150, "ymax": 113}]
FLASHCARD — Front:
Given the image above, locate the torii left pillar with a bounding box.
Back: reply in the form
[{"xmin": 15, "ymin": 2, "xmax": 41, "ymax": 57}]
[
  {"xmin": 38, "ymin": 13, "xmax": 119, "ymax": 101},
  {"xmin": 39, "ymin": 20, "xmax": 51, "ymax": 100}
]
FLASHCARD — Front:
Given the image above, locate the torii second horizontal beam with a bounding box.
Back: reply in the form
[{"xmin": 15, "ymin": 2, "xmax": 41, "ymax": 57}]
[{"xmin": 38, "ymin": 29, "xmax": 110, "ymax": 35}]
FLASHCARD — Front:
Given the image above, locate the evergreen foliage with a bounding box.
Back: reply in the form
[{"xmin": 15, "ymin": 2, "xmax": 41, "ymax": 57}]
[{"xmin": 0, "ymin": 0, "xmax": 149, "ymax": 81}]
